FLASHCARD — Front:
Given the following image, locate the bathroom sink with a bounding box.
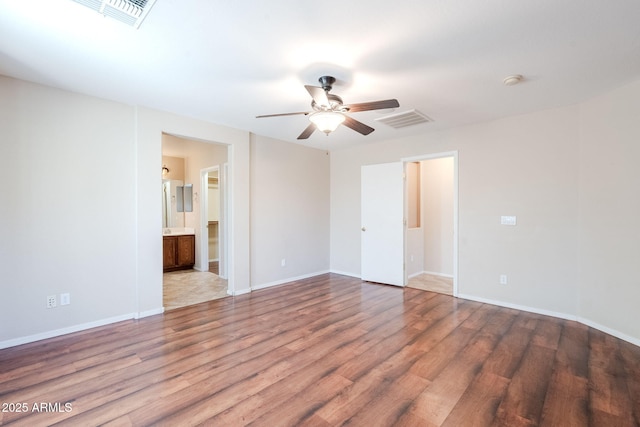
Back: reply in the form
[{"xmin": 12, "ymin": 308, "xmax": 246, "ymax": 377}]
[{"xmin": 163, "ymin": 227, "xmax": 195, "ymax": 236}]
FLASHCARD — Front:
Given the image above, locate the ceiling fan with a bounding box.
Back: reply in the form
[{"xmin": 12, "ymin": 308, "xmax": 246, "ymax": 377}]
[{"xmin": 256, "ymin": 76, "xmax": 400, "ymax": 140}]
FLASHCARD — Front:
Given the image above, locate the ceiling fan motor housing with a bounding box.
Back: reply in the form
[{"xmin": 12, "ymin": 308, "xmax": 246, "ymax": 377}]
[{"xmin": 318, "ymin": 75, "xmax": 336, "ymax": 92}]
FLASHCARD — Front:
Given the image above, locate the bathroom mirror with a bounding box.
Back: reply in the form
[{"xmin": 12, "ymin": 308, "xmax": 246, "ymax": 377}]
[
  {"xmin": 176, "ymin": 184, "xmax": 193, "ymax": 213},
  {"xmin": 162, "ymin": 179, "xmax": 185, "ymax": 228},
  {"xmin": 184, "ymin": 184, "xmax": 193, "ymax": 212},
  {"xmin": 176, "ymin": 185, "xmax": 184, "ymax": 213}
]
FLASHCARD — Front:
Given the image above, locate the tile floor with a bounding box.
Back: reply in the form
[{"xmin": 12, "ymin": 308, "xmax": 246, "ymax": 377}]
[
  {"xmin": 407, "ymin": 272, "xmax": 453, "ymax": 295},
  {"xmin": 163, "ymin": 270, "xmax": 228, "ymax": 311}
]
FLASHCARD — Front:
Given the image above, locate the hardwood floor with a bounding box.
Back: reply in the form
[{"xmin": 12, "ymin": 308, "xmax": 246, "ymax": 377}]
[{"xmin": 1, "ymin": 273, "xmax": 639, "ymax": 426}]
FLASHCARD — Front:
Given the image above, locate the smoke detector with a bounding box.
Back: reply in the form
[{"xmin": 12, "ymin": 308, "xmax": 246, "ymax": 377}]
[
  {"xmin": 503, "ymin": 75, "xmax": 524, "ymax": 86},
  {"xmin": 71, "ymin": 0, "xmax": 158, "ymax": 28}
]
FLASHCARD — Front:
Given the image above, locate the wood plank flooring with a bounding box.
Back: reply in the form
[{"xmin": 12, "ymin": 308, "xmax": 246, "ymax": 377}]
[{"xmin": 1, "ymin": 273, "xmax": 639, "ymax": 426}]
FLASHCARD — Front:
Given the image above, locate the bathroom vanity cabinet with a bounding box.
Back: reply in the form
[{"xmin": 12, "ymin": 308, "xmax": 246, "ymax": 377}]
[{"xmin": 163, "ymin": 234, "xmax": 195, "ymax": 272}]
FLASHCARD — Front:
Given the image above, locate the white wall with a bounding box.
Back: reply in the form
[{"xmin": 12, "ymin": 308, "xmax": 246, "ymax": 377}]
[
  {"xmin": 0, "ymin": 76, "xmax": 252, "ymax": 347},
  {"xmin": 330, "ymin": 78, "xmax": 640, "ymax": 345},
  {"xmin": 577, "ymin": 80, "xmax": 640, "ymax": 342},
  {"xmin": 0, "ymin": 76, "xmax": 137, "ymax": 343},
  {"xmin": 422, "ymin": 157, "xmax": 454, "ymax": 276},
  {"xmin": 326, "ymin": 102, "xmax": 581, "ymax": 325},
  {"xmin": 331, "ymin": 108, "xmax": 580, "ymax": 316},
  {"xmin": 405, "ymin": 228, "xmax": 424, "ymax": 278},
  {"xmin": 250, "ymin": 134, "xmax": 330, "ymax": 288}
]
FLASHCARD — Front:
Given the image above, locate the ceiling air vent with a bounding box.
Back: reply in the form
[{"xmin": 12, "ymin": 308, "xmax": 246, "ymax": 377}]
[
  {"xmin": 375, "ymin": 109, "xmax": 433, "ymax": 129},
  {"xmin": 71, "ymin": 0, "xmax": 158, "ymax": 28}
]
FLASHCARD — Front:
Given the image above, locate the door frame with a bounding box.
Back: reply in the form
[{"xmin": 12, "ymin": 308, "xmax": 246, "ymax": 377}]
[
  {"xmin": 401, "ymin": 151, "xmax": 459, "ymax": 297},
  {"xmin": 200, "ymin": 165, "xmax": 228, "ymax": 280}
]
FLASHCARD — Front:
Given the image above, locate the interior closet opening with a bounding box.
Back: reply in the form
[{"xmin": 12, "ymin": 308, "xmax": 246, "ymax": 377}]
[{"xmin": 405, "ymin": 153, "xmax": 457, "ymax": 296}]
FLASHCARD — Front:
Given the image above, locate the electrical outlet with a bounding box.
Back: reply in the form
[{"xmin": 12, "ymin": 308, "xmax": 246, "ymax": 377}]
[
  {"xmin": 500, "ymin": 275, "xmax": 508, "ymax": 285},
  {"xmin": 60, "ymin": 293, "xmax": 70, "ymax": 306},
  {"xmin": 47, "ymin": 295, "xmax": 57, "ymax": 309},
  {"xmin": 281, "ymin": 258, "xmax": 286, "ymax": 267}
]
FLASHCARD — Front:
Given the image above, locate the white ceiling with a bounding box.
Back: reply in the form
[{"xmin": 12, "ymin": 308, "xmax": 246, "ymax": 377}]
[{"xmin": 1, "ymin": 0, "xmax": 640, "ymax": 150}]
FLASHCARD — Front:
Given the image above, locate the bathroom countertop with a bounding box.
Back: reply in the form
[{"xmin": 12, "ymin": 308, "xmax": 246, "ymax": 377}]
[{"xmin": 163, "ymin": 227, "xmax": 195, "ymax": 236}]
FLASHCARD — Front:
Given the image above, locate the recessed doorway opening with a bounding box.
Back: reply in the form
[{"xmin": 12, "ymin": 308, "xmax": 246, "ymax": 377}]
[
  {"xmin": 161, "ymin": 133, "xmax": 229, "ymax": 310},
  {"xmin": 404, "ymin": 152, "xmax": 458, "ymax": 296}
]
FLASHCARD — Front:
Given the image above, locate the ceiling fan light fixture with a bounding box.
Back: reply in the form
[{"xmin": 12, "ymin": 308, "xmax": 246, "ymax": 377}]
[
  {"xmin": 309, "ymin": 111, "xmax": 345, "ymax": 134},
  {"xmin": 256, "ymin": 75, "xmax": 398, "ymax": 139}
]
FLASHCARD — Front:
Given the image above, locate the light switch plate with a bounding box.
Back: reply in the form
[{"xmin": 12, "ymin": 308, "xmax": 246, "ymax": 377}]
[
  {"xmin": 60, "ymin": 293, "xmax": 70, "ymax": 305},
  {"xmin": 501, "ymin": 215, "xmax": 517, "ymax": 225}
]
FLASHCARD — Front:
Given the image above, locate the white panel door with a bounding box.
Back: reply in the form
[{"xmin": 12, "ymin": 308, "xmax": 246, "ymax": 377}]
[{"xmin": 361, "ymin": 162, "xmax": 404, "ymax": 286}]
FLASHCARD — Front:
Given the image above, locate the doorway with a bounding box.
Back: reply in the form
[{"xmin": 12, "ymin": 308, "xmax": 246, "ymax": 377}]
[
  {"xmin": 200, "ymin": 165, "xmax": 228, "ymax": 281},
  {"xmin": 161, "ymin": 133, "xmax": 230, "ymax": 310},
  {"xmin": 404, "ymin": 152, "xmax": 457, "ymax": 296}
]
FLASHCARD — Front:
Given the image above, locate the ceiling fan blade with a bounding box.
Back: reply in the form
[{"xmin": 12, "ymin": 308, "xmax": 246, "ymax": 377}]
[
  {"xmin": 345, "ymin": 99, "xmax": 399, "ymax": 113},
  {"xmin": 342, "ymin": 116, "xmax": 375, "ymax": 135},
  {"xmin": 256, "ymin": 111, "xmax": 310, "ymax": 118},
  {"xmin": 305, "ymin": 85, "xmax": 330, "ymax": 108},
  {"xmin": 297, "ymin": 123, "xmax": 316, "ymax": 140}
]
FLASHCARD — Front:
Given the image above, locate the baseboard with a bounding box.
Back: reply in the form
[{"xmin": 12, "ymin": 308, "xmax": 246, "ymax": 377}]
[
  {"xmin": 136, "ymin": 307, "xmax": 164, "ymax": 319},
  {"xmin": 252, "ymin": 270, "xmax": 331, "ymax": 291},
  {"xmin": 328, "ymin": 269, "xmax": 361, "ymax": 279},
  {"xmin": 229, "ymin": 288, "xmax": 251, "ymax": 296},
  {"xmin": 422, "ymin": 271, "xmax": 454, "ymax": 279},
  {"xmin": 457, "ymin": 293, "xmax": 578, "ymax": 321},
  {"xmin": 0, "ymin": 313, "xmax": 138, "ymax": 350},
  {"xmin": 457, "ymin": 293, "xmax": 640, "ymax": 347},
  {"xmin": 577, "ymin": 316, "xmax": 640, "ymax": 348}
]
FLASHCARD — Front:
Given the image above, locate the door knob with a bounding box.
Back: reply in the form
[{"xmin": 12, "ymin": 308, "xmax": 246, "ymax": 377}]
[{"xmin": 361, "ymin": 227, "xmax": 366, "ymax": 231}]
